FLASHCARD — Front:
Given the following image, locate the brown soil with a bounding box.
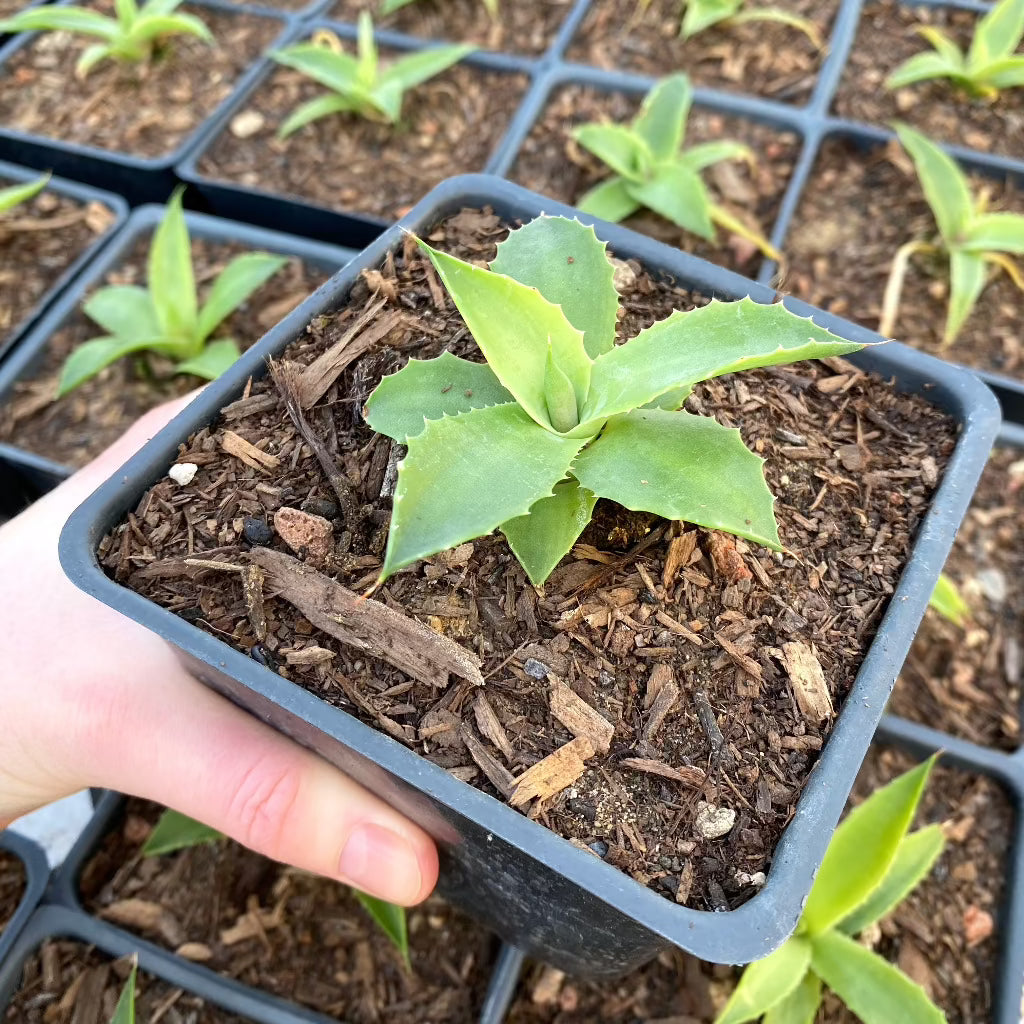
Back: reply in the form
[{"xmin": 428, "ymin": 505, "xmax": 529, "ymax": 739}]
[
  {"xmin": 782, "ymin": 137, "xmax": 1024, "ymax": 378},
  {"xmin": 508, "ymin": 84, "xmax": 799, "ymax": 277},
  {"xmin": 504, "ymin": 749, "xmax": 1011, "ymax": 1024},
  {"xmin": 890, "ymin": 446, "xmax": 1024, "ymax": 750},
  {"xmin": 0, "ymin": 849, "xmax": 27, "ymax": 935},
  {"xmin": 80, "ymin": 798, "xmax": 497, "ymax": 1022},
  {"xmin": 1, "ymin": 185, "xmax": 117, "ymax": 356},
  {"xmin": 101, "ymin": 207, "xmax": 956, "ymax": 912},
  {"xmin": 0, "ymin": 2, "xmax": 280, "ymax": 158},
  {"xmin": 197, "ymin": 54, "xmax": 527, "ymax": 222},
  {"xmin": 566, "ymin": 0, "xmax": 837, "ymax": 105},
  {"xmin": 0, "ymin": 238, "xmax": 329, "ymax": 468},
  {"xmin": 832, "ymin": 0, "xmax": 1024, "ymax": 161},
  {"xmin": 0, "ymin": 0, "xmax": 30, "ymax": 17},
  {"xmin": 329, "ymin": 0, "xmax": 572, "ymax": 56},
  {"xmin": 4, "ymin": 942, "xmax": 250, "ymax": 1024}
]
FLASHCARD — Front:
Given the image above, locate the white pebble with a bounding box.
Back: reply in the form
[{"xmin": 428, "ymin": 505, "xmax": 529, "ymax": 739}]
[
  {"xmin": 168, "ymin": 462, "xmax": 198, "ymax": 486},
  {"xmin": 695, "ymin": 801, "xmax": 736, "ymax": 840}
]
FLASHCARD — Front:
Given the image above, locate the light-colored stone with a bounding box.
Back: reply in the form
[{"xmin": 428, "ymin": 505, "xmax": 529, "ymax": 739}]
[
  {"xmin": 273, "ymin": 507, "xmax": 334, "ymax": 565},
  {"xmin": 694, "ymin": 801, "xmax": 736, "ymax": 840},
  {"xmin": 230, "ymin": 109, "xmax": 266, "ymax": 139},
  {"xmin": 168, "ymin": 462, "xmax": 198, "ymax": 486}
]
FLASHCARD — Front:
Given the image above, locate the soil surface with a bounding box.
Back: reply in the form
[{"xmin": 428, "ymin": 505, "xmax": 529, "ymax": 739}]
[
  {"xmin": 832, "ymin": 0, "xmax": 1024, "ymax": 161},
  {"xmin": 81, "ymin": 798, "xmax": 497, "ymax": 1022},
  {"xmin": 508, "ymin": 84, "xmax": 799, "ymax": 278},
  {"xmin": 102, "ymin": 207, "xmax": 956, "ymax": 912},
  {"xmin": 0, "ymin": 238, "xmax": 329, "ymax": 468},
  {"xmin": 1, "ymin": 184, "xmax": 116, "ymax": 357},
  {"xmin": 4, "ymin": 942, "xmax": 250, "ymax": 1024},
  {"xmin": 567, "ymin": 0, "xmax": 836, "ymax": 105},
  {"xmin": 890, "ymin": 446, "xmax": 1024, "ymax": 750},
  {"xmin": 0, "ymin": 849, "xmax": 27, "ymax": 936},
  {"xmin": 197, "ymin": 52, "xmax": 526, "ymax": 222},
  {"xmin": 783, "ymin": 137, "xmax": 1024, "ymax": 378},
  {"xmin": 0, "ymin": 2, "xmax": 280, "ymax": 158},
  {"xmin": 0, "ymin": 0, "xmax": 30, "ymax": 17},
  {"xmin": 329, "ymin": 0, "xmax": 573, "ymax": 56}
]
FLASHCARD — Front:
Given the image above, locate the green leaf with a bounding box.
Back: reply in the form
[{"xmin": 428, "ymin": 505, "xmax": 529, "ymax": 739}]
[
  {"xmin": 377, "ymin": 42, "xmax": 474, "ymax": 102},
  {"xmin": 961, "ymin": 211, "xmax": 1024, "ymax": 255},
  {"xmin": 278, "ymin": 93, "xmax": 358, "ymax": 136},
  {"xmin": 110, "ymin": 962, "xmax": 137, "ymax": 1024},
  {"xmin": 928, "ymin": 572, "xmax": 970, "ymax": 626},
  {"xmin": 142, "ymin": 809, "xmax": 224, "ymax": 856},
  {"xmin": 810, "ymin": 930, "xmax": 946, "ymax": 1024},
  {"xmin": 571, "ymin": 409, "xmax": 782, "ymax": 549},
  {"xmin": 381, "ymin": 0, "xmax": 416, "ymax": 11},
  {"xmin": 352, "ymin": 891, "xmax": 410, "ymax": 969},
  {"xmin": 681, "ymin": 0, "xmax": 740, "ymax": 38},
  {"xmin": 982, "ymin": 54, "xmax": 1024, "ymax": 88},
  {"xmin": 83, "ymin": 285, "xmax": 162, "ymax": 341},
  {"xmin": 0, "ymin": 172, "xmax": 50, "ymax": 215},
  {"xmin": 714, "ymin": 938, "xmax": 812, "ymax": 1024},
  {"xmin": 632, "ymin": 73, "xmax": 691, "ymax": 161},
  {"xmin": 642, "ymin": 383, "xmax": 693, "ymax": 410},
  {"xmin": 969, "ymin": 0, "xmax": 1024, "ymax": 65},
  {"xmin": 144, "ymin": 0, "xmax": 188, "ymax": 17},
  {"xmin": 364, "ymin": 351, "xmax": 513, "ymax": 442},
  {"xmin": 148, "ymin": 187, "xmax": 198, "ymax": 344},
  {"xmin": 115, "ymin": 0, "xmax": 136, "ymax": 30},
  {"xmin": 573, "ymin": 122, "xmax": 649, "ymax": 182},
  {"xmin": 886, "ymin": 51, "xmax": 962, "ymax": 90},
  {"xmin": 356, "ymin": 10, "xmax": 378, "ymax": 88},
  {"xmin": 76, "ymin": 42, "xmax": 115, "ymax": 76},
  {"xmin": 681, "ymin": 139, "xmax": 753, "ymax": 172},
  {"xmin": 197, "ymin": 252, "xmax": 287, "ymax": 342},
  {"xmin": 945, "ymin": 248, "xmax": 988, "ymax": 344},
  {"xmin": 726, "ymin": 7, "xmax": 823, "ymax": 49},
  {"xmin": 894, "ymin": 123, "xmax": 975, "ymax": 244},
  {"xmin": 763, "ymin": 972, "xmax": 822, "ymax": 1024},
  {"xmin": 381, "ymin": 403, "xmax": 587, "ymax": 579},
  {"xmin": 271, "ymin": 43, "xmax": 362, "ymax": 97},
  {"xmin": 0, "ymin": 6, "xmax": 121, "ymax": 39},
  {"xmin": 58, "ymin": 335, "xmax": 166, "ymax": 396},
  {"xmin": 174, "ymin": 337, "xmax": 241, "ymax": 380},
  {"xmin": 916, "ymin": 25, "xmax": 966, "ymax": 67},
  {"xmin": 838, "ymin": 824, "xmax": 946, "ymax": 937},
  {"xmin": 580, "ymin": 298, "xmax": 864, "ymax": 428},
  {"xmin": 544, "ymin": 344, "xmax": 580, "ymax": 432},
  {"xmin": 500, "ymin": 479, "xmax": 598, "ymax": 586},
  {"xmin": 490, "ymin": 215, "xmax": 618, "ymax": 358},
  {"xmin": 128, "ymin": 11, "xmax": 212, "ymax": 45},
  {"xmin": 416, "ymin": 238, "xmax": 591, "ymax": 431},
  {"xmin": 626, "ymin": 162, "xmax": 715, "ymax": 238},
  {"xmin": 801, "ymin": 755, "xmax": 938, "ymax": 936},
  {"xmin": 575, "ymin": 176, "xmax": 643, "ymax": 224}
]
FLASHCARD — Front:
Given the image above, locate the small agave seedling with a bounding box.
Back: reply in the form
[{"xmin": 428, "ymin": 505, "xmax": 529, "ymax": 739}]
[
  {"xmin": 715, "ymin": 755, "xmax": 946, "ymax": 1024},
  {"xmin": 381, "ymin": 0, "xmax": 497, "ymax": 17},
  {"xmin": 928, "ymin": 572, "xmax": 970, "ymax": 627},
  {"xmin": 880, "ymin": 122, "xmax": 1024, "ymax": 346},
  {"xmin": 110, "ymin": 959, "xmax": 138, "ymax": 1024},
  {"xmin": 364, "ymin": 215, "xmax": 867, "ymax": 586},
  {"xmin": 141, "ymin": 808, "xmax": 410, "ymax": 966},
  {"xmin": 0, "ymin": 0, "xmax": 212, "ymax": 79},
  {"xmin": 570, "ymin": 74, "xmax": 781, "ymax": 263},
  {"xmin": 675, "ymin": 0, "xmax": 822, "ymax": 47},
  {"xmin": 270, "ymin": 15, "xmax": 473, "ymax": 136},
  {"xmin": 0, "ymin": 172, "xmax": 50, "ymax": 216},
  {"xmin": 58, "ymin": 188, "xmax": 287, "ymax": 396},
  {"xmin": 886, "ymin": 0, "xmax": 1024, "ymax": 100}
]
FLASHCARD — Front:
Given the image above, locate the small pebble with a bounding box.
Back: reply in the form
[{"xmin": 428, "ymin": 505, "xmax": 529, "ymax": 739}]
[
  {"xmin": 302, "ymin": 497, "xmax": 339, "ymax": 520},
  {"xmin": 242, "ymin": 516, "xmax": 273, "ymax": 546},
  {"xmin": 168, "ymin": 462, "xmax": 198, "ymax": 486},
  {"xmin": 695, "ymin": 802, "xmax": 736, "ymax": 840},
  {"xmin": 230, "ymin": 109, "xmax": 265, "ymax": 138},
  {"xmin": 274, "ymin": 507, "xmax": 334, "ymax": 565},
  {"xmin": 523, "ymin": 658, "xmax": 549, "ymax": 680},
  {"xmin": 977, "ymin": 568, "xmax": 1008, "ymax": 605},
  {"xmin": 587, "ymin": 839, "xmax": 609, "ymax": 858}
]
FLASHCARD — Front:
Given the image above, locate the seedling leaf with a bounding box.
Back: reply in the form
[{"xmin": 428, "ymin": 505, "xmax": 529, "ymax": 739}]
[
  {"xmin": 894, "ymin": 124, "xmax": 972, "ymax": 243},
  {"xmin": 715, "ymin": 937, "xmax": 812, "ymax": 1024},
  {"xmin": 142, "ymin": 809, "xmax": 223, "ymax": 856},
  {"xmin": 574, "ymin": 122, "xmax": 649, "ymax": 181},
  {"xmin": 928, "ymin": 572, "xmax": 970, "ymax": 626},
  {"xmin": 174, "ymin": 337, "xmax": 241, "ymax": 380},
  {"xmin": 196, "ymin": 252, "xmax": 289, "ymax": 342},
  {"xmin": 960, "ymin": 212, "xmax": 1024, "ymax": 254},
  {"xmin": 762, "ymin": 972, "xmax": 821, "ymax": 1024},
  {"xmin": 110, "ymin": 962, "xmax": 137, "ymax": 1024},
  {"xmin": 149, "ymin": 187, "xmax": 197, "ymax": 343},
  {"xmin": 352, "ymin": 891, "xmax": 410, "ymax": 968},
  {"xmin": 946, "ymin": 248, "xmax": 988, "ymax": 345},
  {"xmin": 627, "ymin": 162, "xmax": 714, "ymax": 238},
  {"xmin": 575, "ymin": 176, "xmax": 642, "ymax": 224},
  {"xmin": 0, "ymin": 172, "xmax": 50, "ymax": 214},
  {"xmin": 58, "ymin": 335, "xmax": 168, "ymax": 397},
  {"xmin": 970, "ymin": 0, "xmax": 1024, "ymax": 65},
  {"xmin": 632, "ymin": 73, "xmax": 691, "ymax": 160}
]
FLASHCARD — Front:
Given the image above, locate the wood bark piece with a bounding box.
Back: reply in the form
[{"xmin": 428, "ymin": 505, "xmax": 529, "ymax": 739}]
[
  {"xmin": 780, "ymin": 641, "xmax": 834, "ymax": 722},
  {"xmin": 249, "ymin": 547, "xmax": 483, "ymax": 688},
  {"xmin": 715, "ymin": 631, "xmax": 763, "ymax": 682},
  {"xmin": 221, "ymin": 430, "xmax": 280, "ymax": 472},
  {"xmin": 619, "ymin": 757, "xmax": 706, "ymax": 788},
  {"xmin": 709, "ymin": 531, "xmax": 753, "ymax": 583},
  {"xmin": 510, "ymin": 736, "xmax": 595, "ymax": 808},
  {"xmin": 662, "ymin": 530, "xmax": 697, "ymax": 588},
  {"xmin": 645, "ymin": 663, "xmax": 674, "ymax": 710},
  {"xmin": 241, "ymin": 563, "xmax": 267, "ymax": 641},
  {"xmin": 549, "ymin": 677, "xmax": 615, "ymax": 754},
  {"xmin": 461, "ymin": 725, "xmax": 516, "ymax": 798},
  {"xmin": 473, "ymin": 692, "xmax": 514, "ymax": 761},
  {"xmin": 642, "ymin": 679, "xmax": 679, "ymax": 743}
]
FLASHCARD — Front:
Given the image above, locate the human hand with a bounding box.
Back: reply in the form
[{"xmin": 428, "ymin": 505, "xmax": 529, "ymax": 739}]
[{"xmin": 0, "ymin": 395, "xmax": 438, "ymax": 905}]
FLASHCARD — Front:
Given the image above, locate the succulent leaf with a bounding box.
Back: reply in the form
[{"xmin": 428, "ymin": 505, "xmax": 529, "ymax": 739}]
[
  {"xmin": 945, "ymin": 248, "xmax": 988, "ymax": 344},
  {"xmin": 762, "ymin": 972, "xmax": 822, "ymax": 1024},
  {"xmin": 714, "ymin": 938, "xmax": 812, "ymax": 1024},
  {"xmin": 632, "ymin": 73, "xmax": 692, "ymax": 160},
  {"xmin": 142, "ymin": 810, "xmax": 224, "ymax": 856},
  {"xmin": 575, "ymin": 176, "xmax": 643, "ymax": 224}
]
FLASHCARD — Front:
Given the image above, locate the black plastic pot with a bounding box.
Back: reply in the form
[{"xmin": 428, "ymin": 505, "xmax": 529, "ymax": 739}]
[
  {"xmin": 0, "ymin": 162, "xmax": 127, "ymax": 367},
  {"xmin": 0, "ymin": 0, "xmax": 290, "ymax": 206},
  {"xmin": 177, "ymin": 18, "xmax": 542, "ymax": 247},
  {"xmin": 0, "ymin": 830, "xmax": 48, "ymax": 967},
  {"xmin": 58, "ymin": 174, "xmax": 1002, "ymax": 977},
  {"xmin": 0, "ymin": 203, "xmax": 355, "ymax": 496}
]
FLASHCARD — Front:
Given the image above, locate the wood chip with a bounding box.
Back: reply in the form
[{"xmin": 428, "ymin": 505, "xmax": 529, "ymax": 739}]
[
  {"xmin": 644, "ymin": 663, "xmax": 675, "ymax": 709},
  {"xmin": 549, "ymin": 677, "xmax": 615, "ymax": 754},
  {"xmin": 708, "ymin": 531, "xmax": 753, "ymax": 583},
  {"xmin": 715, "ymin": 631, "xmax": 763, "ymax": 682},
  {"xmin": 249, "ymin": 548, "xmax": 483, "ymax": 688},
  {"xmin": 662, "ymin": 530, "xmax": 697, "ymax": 588},
  {"xmin": 241, "ymin": 563, "xmax": 267, "ymax": 641},
  {"xmin": 99, "ymin": 899, "xmax": 185, "ymax": 947},
  {"xmin": 654, "ymin": 609, "xmax": 704, "ymax": 646},
  {"xmin": 531, "ymin": 965, "xmax": 565, "ymax": 1005},
  {"xmin": 510, "ymin": 737, "xmax": 595, "ymax": 808},
  {"xmin": 642, "ymin": 679, "xmax": 679, "ymax": 743},
  {"xmin": 460, "ymin": 725, "xmax": 516, "ymax": 798},
  {"xmin": 473, "ymin": 692, "xmax": 514, "ymax": 761},
  {"xmin": 619, "ymin": 757, "xmax": 706, "ymax": 788},
  {"xmin": 780, "ymin": 641, "xmax": 834, "ymax": 722},
  {"xmin": 221, "ymin": 430, "xmax": 280, "ymax": 472},
  {"xmin": 284, "ymin": 646, "xmax": 335, "ymax": 666}
]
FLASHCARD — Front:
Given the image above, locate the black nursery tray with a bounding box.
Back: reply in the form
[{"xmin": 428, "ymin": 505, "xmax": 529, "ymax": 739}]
[{"xmin": 0, "ymin": 831, "xmax": 48, "ymax": 968}]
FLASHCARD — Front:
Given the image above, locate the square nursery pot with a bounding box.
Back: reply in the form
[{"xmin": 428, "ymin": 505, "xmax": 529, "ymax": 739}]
[
  {"xmin": 0, "ymin": 162, "xmax": 127, "ymax": 366},
  {"xmin": 0, "ymin": 831, "xmax": 48, "ymax": 967},
  {"xmin": 47, "ymin": 791, "xmax": 516, "ymax": 1024},
  {"xmin": 0, "ymin": 0, "xmax": 290, "ymax": 206},
  {"xmin": 58, "ymin": 174, "xmax": 1002, "ymax": 977},
  {"xmin": 177, "ymin": 18, "xmax": 540, "ymax": 248},
  {"xmin": 0, "ymin": 205, "xmax": 355, "ymax": 517}
]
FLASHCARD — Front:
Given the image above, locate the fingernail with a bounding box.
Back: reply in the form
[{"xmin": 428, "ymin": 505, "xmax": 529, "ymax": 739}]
[{"xmin": 338, "ymin": 822, "xmax": 423, "ymax": 904}]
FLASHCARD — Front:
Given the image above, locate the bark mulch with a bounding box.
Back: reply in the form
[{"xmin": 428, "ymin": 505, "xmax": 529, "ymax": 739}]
[
  {"xmin": 0, "ymin": 2, "xmax": 280, "ymax": 157},
  {"xmin": 0, "ymin": 849, "xmax": 26, "ymax": 936},
  {"xmin": 0, "ymin": 239, "xmax": 328, "ymax": 468},
  {"xmin": 566, "ymin": 0, "xmax": 837, "ymax": 106},
  {"xmin": 832, "ymin": 0, "xmax": 1024, "ymax": 162},
  {"xmin": 508, "ymin": 84, "xmax": 799, "ymax": 277},
  {"xmin": 101, "ymin": 207, "xmax": 956, "ymax": 913},
  {"xmin": 782, "ymin": 136, "xmax": 1024, "ymax": 378},
  {"xmin": 80, "ymin": 798, "xmax": 497, "ymax": 1022}
]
